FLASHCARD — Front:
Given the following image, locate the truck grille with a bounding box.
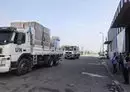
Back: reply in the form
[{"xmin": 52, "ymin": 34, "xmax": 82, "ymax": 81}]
[
  {"xmin": 66, "ymin": 52, "xmax": 72, "ymax": 54},
  {"xmin": 0, "ymin": 48, "xmax": 2, "ymax": 54}
]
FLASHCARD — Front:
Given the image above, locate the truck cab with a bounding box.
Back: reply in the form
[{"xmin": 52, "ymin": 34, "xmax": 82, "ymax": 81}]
[{"xmin": 0, "ymin": 27, "xmax": 31, "ymax": 72}]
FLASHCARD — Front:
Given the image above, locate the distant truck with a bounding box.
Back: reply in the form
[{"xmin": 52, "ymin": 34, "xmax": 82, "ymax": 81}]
[
  {"xmin": 62, "ymin": 46, "xmax": 80, "ymax": 59},
  {"xmin": 0, "ymin": 22, "xmax": 63, "ymax": 75}
]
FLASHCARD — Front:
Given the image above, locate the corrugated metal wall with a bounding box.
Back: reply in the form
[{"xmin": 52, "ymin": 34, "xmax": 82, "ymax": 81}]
[
  {"xmin": 108, "ymin": 27, "xmax": 125, "ymax": 58},
  {"xmin": 117, "ymin": 29, "xmax": 125, "ymax": 52},
  {"xmin": 108, "ymin": 28, "xmax": 118, "ymax": 59},
  {"xmin": 108, "ymin": 28, "xmax": 118, "ymax": 41}
]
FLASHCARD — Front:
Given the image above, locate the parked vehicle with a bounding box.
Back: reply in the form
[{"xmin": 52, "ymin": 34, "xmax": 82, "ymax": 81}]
[
  {"xmin": 62, "ymin": 46, "xmax": 80, "ymax": 59},
  {"xmin": 0, "ymin": 22, "xmax": 63, "ymax": 75}
]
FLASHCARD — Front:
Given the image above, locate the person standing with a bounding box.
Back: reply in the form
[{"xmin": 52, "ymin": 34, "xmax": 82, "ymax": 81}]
[
  {"xmin": 123, "ymin": 53, "xmax": 130, "ymax": 84},
  {"xmin": 118, "ymin": 53, "xmax": 124, "ymax": 71},
  {"xmin": 111, "ymin": 52, "xmax": 118, "ymax": 74}
]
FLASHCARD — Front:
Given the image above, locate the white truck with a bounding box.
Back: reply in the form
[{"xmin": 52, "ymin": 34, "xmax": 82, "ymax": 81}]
[
  {"xmin": 62, "ymin": 46, "xmax": 80, "ymax": 59},
  {"xmin": 0, "ymin": 22, "xmax": 63, "ymax": 75}
]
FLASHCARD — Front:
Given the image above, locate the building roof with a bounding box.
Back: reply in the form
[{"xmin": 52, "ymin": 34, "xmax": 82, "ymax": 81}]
[
  {"xmin": 111, "ymin": 0, "xmax": 130, "ymax": 28},
  {"xmin": 104, "ymin": 41, "xmax": 112, "ymax": 44}
]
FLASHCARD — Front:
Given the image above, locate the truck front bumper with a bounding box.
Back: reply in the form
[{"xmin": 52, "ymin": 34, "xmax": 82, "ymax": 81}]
[
  {"xmin": 65, "ymin": 54, "xmax": 75, "ymax": 59},
  {"xmin": 0, "ymin": 56, "xmax": 11, "ymax": 73},
  {"xmin": 0, "ymin": 66, "xmax": 10, "ymax": 73}
]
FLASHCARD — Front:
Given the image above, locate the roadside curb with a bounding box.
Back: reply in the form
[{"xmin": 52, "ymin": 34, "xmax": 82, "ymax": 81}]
[{"xmin": 100, "ymin": 59, "xmax": 126, "ymax": 92}]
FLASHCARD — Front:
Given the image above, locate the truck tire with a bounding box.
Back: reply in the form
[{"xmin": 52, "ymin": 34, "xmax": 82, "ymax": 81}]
[
  {"xmin": 47, "ymin": 58, "xmax": 54, "ymax": 67},
  {"xmin": 64, "ymin": 56, "xmax": 67, "ymax": 59},
  {"xmin": 16, "ymin": 58, "xmax": 32, "ymax": 75},
  {"xmin": 76, "ymin": 54, "xmax": 80, "ymax": 59},
  {"xmin": 53, "ymin": 59, "xmax": 60, "ymax": 66},
  {"xmin": 76, "ymin": 55, "xmax": 79, "ymax": 59},
  {"xmin": 72, "ymin": 56, "xmax": 75, "ymax": 59},
  {"xmin": 76, "ymin": 56, "xmax": 79, "ymax": 59}
]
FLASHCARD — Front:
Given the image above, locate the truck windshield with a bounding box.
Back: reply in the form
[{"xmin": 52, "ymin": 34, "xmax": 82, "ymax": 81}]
[
  {"xmin": 0, "ymin": 31, "xmax": 13, "ymax": 45},
  {"xmin": 65, "ymin": 47, "xmax": 74, "ymax": 51}
]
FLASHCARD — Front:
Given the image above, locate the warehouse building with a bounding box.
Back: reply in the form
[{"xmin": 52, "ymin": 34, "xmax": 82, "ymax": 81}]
[{"xmin": 105, "ymin": 0, "xmax": 130, "ymax": 59}]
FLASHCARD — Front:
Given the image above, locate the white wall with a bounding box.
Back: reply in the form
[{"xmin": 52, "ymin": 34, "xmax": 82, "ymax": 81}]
[
  {"xmin": 117, "ymin": 29, "xmax": 125, "ymax": 53},
  {"xmin": 108, "ymin": 28, "xmax": 125, "ymax": 59}
]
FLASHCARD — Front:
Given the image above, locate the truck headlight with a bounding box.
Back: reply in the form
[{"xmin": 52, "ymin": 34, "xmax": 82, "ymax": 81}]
[{"xmin": 0, "ymin": 58, "xmax": 6, "ymax": 66}]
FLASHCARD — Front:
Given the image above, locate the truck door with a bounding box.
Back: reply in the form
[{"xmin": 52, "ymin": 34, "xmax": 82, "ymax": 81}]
[{"xmin": 11, "ymin": 32, "xmax": 28, "ymax": 61}]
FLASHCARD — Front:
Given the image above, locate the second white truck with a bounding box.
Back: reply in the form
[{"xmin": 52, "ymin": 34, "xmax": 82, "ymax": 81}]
[
  {"xmin": 62, "ymin": 46, "xmax": 80, "ymax": 59},
  {"xmin": 0, "ymin": 22, "xmax": 63, "ymax": 75}
]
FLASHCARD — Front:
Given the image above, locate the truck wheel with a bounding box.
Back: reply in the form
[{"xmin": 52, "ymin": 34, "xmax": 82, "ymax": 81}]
[
  {"xmin": 72, "ymin": 57, "xmax": 75, "ymax": 59},
  {"xmin": 77, "ymin": 56, "xmax": 79, "ymax": 59},
  {"xmin": 76, "ymin": 55, "xmax": 79, "ymax": 59},
  {"xmin": 53, "ymin": 59, "xmax": 60, "ymax": 66},
  {"xmin": 16, "ymin": 58, "xmax": 31, "ymax": 75},
  {"xmin": 47, "ymin": 59, "xmax": 53, "ymax": 67}
]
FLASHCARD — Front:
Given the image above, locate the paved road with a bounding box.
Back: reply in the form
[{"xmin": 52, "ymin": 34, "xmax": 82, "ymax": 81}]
[{"xmin": 0, "ymin": 56, "xmax": 113, "ymax": 92}]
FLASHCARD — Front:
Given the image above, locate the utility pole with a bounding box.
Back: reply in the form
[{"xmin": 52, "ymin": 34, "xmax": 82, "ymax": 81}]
[
  {"xmin": 81, "ymin": 47, "xmax": 84, "ymax": 55},
  {"xmin": 100, "ymin": 32, "xmax": 104, "ymax": 55}
]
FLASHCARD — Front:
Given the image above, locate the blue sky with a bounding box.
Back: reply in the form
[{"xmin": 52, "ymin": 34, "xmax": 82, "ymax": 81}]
[{"xmin": 0, "ymin": 0, "xmax": 120, "ymax": 52}]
